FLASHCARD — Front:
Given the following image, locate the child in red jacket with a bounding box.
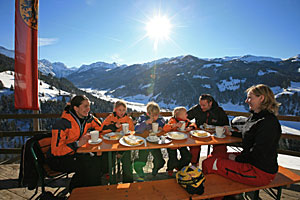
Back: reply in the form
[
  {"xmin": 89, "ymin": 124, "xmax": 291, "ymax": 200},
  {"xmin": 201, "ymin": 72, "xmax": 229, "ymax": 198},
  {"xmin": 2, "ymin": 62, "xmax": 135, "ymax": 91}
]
[{"xmin": 163, "ymin": 107, "xmax": 196, "ymax": 176}]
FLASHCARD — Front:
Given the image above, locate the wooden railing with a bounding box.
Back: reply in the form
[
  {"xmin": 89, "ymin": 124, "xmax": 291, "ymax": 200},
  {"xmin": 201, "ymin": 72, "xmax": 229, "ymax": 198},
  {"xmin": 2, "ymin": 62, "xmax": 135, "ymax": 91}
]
[{"xmin": 0, "ymin": 111, "xmax": 300, "ymax": 156}]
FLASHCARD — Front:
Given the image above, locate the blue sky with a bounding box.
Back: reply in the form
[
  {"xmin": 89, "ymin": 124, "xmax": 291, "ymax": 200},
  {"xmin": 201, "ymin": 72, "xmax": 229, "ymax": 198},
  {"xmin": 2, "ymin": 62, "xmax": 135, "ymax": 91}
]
[{"xmin": 1, "ymin": 0, "xmax": 300, "ymax": 68}]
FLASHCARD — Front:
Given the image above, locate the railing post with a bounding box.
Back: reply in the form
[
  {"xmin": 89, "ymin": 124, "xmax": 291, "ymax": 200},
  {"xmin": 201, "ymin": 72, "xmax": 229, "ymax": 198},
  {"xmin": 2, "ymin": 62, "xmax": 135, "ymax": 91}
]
[{"xmin": 33, "ymin": 110, "xmax": 40, "ymax": 131}]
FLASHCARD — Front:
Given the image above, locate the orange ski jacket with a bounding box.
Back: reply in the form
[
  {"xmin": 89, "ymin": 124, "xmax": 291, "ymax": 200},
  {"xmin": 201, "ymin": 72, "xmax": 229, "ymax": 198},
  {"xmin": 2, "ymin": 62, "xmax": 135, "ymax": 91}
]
[
  {"xmin": 100, "ymin": 112, "xmax": 134, "ymax": 134},
  {"xmin": 51, "ymin": 109, "xmax": 102, "ymax": 156},
  {"xmin": 163, "ymin": 117, "xmax": 197, "ymax": 132}
]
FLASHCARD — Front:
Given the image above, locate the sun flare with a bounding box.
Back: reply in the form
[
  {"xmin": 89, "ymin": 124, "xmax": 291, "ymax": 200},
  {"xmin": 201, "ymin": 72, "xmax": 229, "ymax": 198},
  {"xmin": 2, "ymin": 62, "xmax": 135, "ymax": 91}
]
[{"xmin": 146, "ymin": 15, "xmax": 171, "ymax": 50}]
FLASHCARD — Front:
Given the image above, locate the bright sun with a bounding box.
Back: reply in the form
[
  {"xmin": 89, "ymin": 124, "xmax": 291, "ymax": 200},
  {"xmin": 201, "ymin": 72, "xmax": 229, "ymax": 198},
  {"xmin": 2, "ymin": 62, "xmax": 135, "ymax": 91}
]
[{"xmin": 146, "ymin": 15, "xmax": 171, "ymax": 50}]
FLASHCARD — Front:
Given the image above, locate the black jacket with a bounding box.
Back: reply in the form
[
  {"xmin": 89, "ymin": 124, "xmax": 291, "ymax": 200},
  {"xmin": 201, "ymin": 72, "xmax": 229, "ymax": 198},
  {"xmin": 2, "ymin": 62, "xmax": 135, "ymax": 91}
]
[
  {"xmin": 234, "ymin": 110, "xmax": 282, "ymax": 174},
  {"xmin": 187, "ymin": 100, "xmax": 229, "ymax": 127}
]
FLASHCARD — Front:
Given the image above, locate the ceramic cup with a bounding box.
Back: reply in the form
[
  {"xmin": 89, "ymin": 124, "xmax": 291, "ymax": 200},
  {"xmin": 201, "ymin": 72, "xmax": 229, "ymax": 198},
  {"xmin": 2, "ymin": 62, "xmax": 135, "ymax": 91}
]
[
  {"xmin": 90, "ymin": 130, "xmax": 99, "ymax": 142},
  {"xmin": 215, "ymin": 126, "xmax": 225, "ymax": 137}
]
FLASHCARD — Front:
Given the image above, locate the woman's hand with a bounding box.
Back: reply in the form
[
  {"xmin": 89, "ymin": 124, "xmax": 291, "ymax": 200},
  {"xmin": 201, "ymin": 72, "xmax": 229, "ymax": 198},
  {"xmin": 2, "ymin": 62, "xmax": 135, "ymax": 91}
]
[
  {"xmin": 77, "ymin": 133, "xmax": 91, "ymax": 146},
  {"xmin": 115, "ymin": 122, "xmax": 121, "ymax": 128}
]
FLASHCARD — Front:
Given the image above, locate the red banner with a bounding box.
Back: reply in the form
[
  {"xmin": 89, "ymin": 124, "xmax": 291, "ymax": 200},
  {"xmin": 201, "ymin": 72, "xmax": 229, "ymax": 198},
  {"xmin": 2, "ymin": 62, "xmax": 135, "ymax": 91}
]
[{"xmin": 14, "ymin": 0, "xmax": 39, "ymax": 110}]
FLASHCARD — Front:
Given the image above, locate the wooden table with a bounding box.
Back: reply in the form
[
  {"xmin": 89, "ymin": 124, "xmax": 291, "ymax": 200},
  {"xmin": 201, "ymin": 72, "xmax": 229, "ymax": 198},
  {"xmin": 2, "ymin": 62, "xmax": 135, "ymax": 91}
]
[{"xmin": 77, "ymin": 130, "xmax": 242, "ymax": 184}]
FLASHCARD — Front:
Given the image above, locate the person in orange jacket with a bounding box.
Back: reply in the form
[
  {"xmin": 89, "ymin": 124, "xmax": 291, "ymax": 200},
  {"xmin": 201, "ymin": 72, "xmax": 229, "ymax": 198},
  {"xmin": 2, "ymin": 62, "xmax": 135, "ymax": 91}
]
[
  {"xmin": 48, "ymin": 95, "xmax": 104, "ymax": 192},
  {"xmin": 163, "ymin": 107, "xmax": 195, "ymax": 176},
  {"xmin": 100, "ymin": 100, "xmax": 134, "ymax": 183},
  {"xmin": 100, "ymin": 101, "xmax": 134, "ymax": 134}
]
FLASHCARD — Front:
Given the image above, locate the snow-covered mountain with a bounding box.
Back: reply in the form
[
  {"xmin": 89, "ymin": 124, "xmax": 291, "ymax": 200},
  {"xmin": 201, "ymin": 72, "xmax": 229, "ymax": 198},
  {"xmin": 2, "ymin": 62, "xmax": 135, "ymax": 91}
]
[
  {"xmin": 0, "ymin": 46, "xmax": 14, "ymax": 58},
  {"xmin": 0, "ymin": 70, "xmax": 70, "ymax": 101},
  {"xmin": 210, "ymin": 54, "xmax": 282, "ymax": 63},
  {"xmin": 76, "ymin": 61, "xmax": 126, "ymax": 73},
  {"xmin": 66, "ymin": 54, "xmax": 300, "ymax": 116},
  {"xmin": 38, "ymin": 59, "xmax": 77, "ymax": 78}
]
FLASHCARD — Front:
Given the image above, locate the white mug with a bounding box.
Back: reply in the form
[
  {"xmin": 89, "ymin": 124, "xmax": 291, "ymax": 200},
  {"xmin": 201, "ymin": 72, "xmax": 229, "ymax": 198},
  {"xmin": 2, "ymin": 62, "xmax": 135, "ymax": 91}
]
[
  {"xmin": 179, "ymin": 121, "xmax": 186, "ymax": 131},
  {"xmin": 215, "ymin": 126, "xmax": 225, "ymax": 137},
  {"xmin": 161, "ymin": 135, "xmax": 166, "ymax": 143},
  {"xmin": 90, "ymin": 130, "xmax": 99, "ymax": 142},
  {"xmin": 122, "ymin": 123, "xmax": 129, "ymax": 134},
  {"xmin": 152, "ymin": 122, "xmax": 159, "ymax": 133}
]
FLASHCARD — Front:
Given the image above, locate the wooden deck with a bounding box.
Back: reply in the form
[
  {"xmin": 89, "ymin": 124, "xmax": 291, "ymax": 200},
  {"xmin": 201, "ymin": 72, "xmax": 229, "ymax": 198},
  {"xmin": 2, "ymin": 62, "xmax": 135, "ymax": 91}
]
[{"xmin": 1, "ymin": 159, "xmax": 300, "ymax": 200}]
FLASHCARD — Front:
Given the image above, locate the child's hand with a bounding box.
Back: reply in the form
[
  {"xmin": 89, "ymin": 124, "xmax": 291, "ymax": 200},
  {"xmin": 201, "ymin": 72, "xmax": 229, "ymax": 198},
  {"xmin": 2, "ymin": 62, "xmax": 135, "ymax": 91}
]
[
  {"xmin": 186, "ymin": 127, "xmax": 192, "ymax": 131},
  {"xmin": 146, "ymin": 118, "xmax": 153, "ymax": 125},
  {"xmin": 158, "ymin": 127, "xmax": 163, "ymax": 131},
  {"xmin": 115, "ymin": 122, "xmax": 121, "ymax": 128},
  {"xmin": 175, "ymin": 123, "xmax": 182, "ymax": 128}
]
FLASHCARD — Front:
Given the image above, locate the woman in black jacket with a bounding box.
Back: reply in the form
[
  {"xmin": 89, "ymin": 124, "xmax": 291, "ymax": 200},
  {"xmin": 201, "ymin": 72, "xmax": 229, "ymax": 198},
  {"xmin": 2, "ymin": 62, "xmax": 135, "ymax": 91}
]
[{"xmin": 202, "ymin": 84, "xmax": 281, "ymax": 186}]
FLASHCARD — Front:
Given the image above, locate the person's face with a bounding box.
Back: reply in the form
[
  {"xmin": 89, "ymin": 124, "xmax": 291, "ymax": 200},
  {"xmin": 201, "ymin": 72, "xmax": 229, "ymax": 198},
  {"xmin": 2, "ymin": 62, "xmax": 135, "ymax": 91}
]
[
  {"xmin": 149, "ymin": 113, "xmax": 159, "ymax": 121},
  {"xmin": 199, "ymin": 100, "xmax": 212, "ymax": 112},
  {"xmin": 177, "ymin": 110, "xmax": 187, "ymax": 120},
  {"xmin": 245, "ymin": 91, "xmax": 264, "ymax": 113},
  {"xmin": 115, "ymin": 105, "xmax": 127, "ymax": 118},
  {"xmin": 74, "ymin": 100, "xmax": 90, "ymax": 118}
]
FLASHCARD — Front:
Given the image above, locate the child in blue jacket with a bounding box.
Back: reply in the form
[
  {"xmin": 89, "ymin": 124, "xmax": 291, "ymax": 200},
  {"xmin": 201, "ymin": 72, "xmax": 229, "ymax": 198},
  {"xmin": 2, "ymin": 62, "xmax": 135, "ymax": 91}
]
[{"xmin": 134, "ymin": 102, "xmax": 165, "ymax": 181}]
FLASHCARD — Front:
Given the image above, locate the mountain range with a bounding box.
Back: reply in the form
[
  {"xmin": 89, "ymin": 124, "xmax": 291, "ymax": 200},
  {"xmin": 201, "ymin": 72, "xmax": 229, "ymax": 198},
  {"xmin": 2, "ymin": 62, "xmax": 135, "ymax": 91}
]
[{"xmin": 1, "ymin": 45, "xmax": 300, "ymax": 115}]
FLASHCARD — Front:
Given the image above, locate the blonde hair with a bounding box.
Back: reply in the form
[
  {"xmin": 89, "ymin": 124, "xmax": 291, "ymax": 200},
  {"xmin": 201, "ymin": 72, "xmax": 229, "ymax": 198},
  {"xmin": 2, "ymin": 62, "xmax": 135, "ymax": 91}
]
[
  {"xmin": 114, "ymin": 100, "xmax": 127, "ymax": 109},
  {"xmin": 146, "ymin": 102, "xmax": 160, "ymax": 115},
  {"xmin": 246, "ymin": 84, "xmax": 281, "ymax": 115},
  {"xmin": 173, "ymin": 107, "xmax": 187, "ymax": 118}
]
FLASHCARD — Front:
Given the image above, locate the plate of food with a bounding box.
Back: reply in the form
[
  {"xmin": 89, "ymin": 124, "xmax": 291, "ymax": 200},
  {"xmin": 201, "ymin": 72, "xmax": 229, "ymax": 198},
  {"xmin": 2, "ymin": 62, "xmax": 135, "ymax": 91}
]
[
  {"xmin": 103, "ymin": 132, "xmax": 124, "ymax": 140},
  {"xmin": 190, "ymin": 130, "xmax": 211, "ymax": 138},
  {"xmin": 166, "ymin": 132, "xmax": 188, "ymax": 140},
  {"xmin": 200, "ymin": 123, "xmax": 216, "ymax": 132},
  {"xmin": 119, "ymin": 135, "xmax": 145, "ymax": 147}
]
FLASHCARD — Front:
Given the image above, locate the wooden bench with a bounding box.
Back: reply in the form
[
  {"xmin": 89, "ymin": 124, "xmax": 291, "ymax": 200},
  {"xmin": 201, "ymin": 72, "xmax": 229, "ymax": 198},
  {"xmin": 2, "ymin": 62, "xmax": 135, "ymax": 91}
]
[{"xmin": 68, "ymin": 166, "xmax": 300, "ymax": 200}]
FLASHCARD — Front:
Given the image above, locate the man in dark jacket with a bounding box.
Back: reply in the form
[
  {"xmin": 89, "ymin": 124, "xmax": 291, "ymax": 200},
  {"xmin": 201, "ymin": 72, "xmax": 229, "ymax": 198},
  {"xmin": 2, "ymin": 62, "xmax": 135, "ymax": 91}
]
[
  {"xmin": 187, "ymin": 94, "xmax": 229, "ymax": 127},
  {"xmin": 187, "ymin": 94, "xmax": 229, "ymax": 165}
]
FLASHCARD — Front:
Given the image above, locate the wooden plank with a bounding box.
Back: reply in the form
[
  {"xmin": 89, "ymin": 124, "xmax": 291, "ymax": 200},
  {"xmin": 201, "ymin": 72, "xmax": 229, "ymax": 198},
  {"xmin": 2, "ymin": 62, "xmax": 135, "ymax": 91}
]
[
  {"xmin": 69, "ymin": 166, "xmax": 300, "ymax": 200},
  {"xmin": 0, "ymin": 189, "xmax": 26, "ymax": 200},
  {"xmin": 192, "ymin": 166, "xmax": 300, "ymax": 199},
  {"xmin": 0, "ymin": 113, "xmax": 60, "ymax": 119},
  {"xmin": 69, "ymin": 179, "xmax": 190, "ymax": 200},
  {"xmin": 278, "ymin": 149, "xmax": 300, "ymax": 157},
  {"xmin": 0, "ymin": 131, "xmax": 49, "ymax": 137},
  {"xmin": 0, "ymin": 111, "xmax": 299, "ymax": 121},
  {"xmin": 0, "ymin": 149, "xmax": 21, "ymax": 154}
]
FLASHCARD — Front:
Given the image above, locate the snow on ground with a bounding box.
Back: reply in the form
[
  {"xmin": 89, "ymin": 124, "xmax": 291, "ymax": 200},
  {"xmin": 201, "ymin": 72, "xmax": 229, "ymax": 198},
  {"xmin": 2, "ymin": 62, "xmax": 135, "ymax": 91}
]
[
  {"xmin": 202, "ymin": 84, "xmax": 211, "ymax": 88},
  {"xmin": 0, "ymin": 71, "xmax": 14, "ymax": 88},
  {"xmin": 220, "ymin": 102, "xmax": 247, "ymax": 112},
  {"xmin": 0, "ymin": 70, "xmax": 70, "ymax": 101},
  {"xmin": 289, "ymin": 81, "xmax": 300, "ymax": 92},
  {"xmin": 274, "ymin": 81, "xmax": 300, "ymax": 98},
  {"xmin": 192, "ymin": 75, "xmax": 209, "ymax": 79},
  {"xmin": 257, "ymin": 69, "xmax": 277, "ymax": 76},
  {"xmin": 217, "ymin": 77, "xmax": 246, "ymax": 92},
  {"xmin": 271, "ymin": 86, "xmax": 283, "ymax": 95},
  {"xmin": 202, "ymin": 63, "xmax": 222, "ymax": 68},
  {"xmin": 278, "ymin": 154, "xmax": 300, "ymax": 170},
  {"xmin": 140, "ymin": 83, "xmax": 151, "ymax": 89},
  {"xmin": 176, "ymin": 73, "xmax": 184, "ymax": 76},
  {"xmin": 81, "ymin": 88, "xmax": 148, "ymax": 112},
  {"xmin": 280, "ymin": 121, "xmax": 300, "ymax": 134}
]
